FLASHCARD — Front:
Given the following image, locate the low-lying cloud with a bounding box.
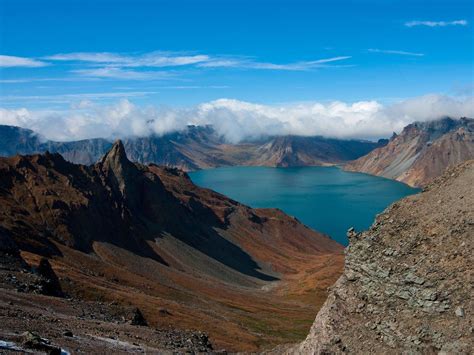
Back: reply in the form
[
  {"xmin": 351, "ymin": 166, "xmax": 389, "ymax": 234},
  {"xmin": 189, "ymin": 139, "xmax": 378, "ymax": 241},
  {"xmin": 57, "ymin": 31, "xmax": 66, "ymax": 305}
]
[{"xmin": 0, "ymin": 94, "xmax": 473, "ymax": 143}]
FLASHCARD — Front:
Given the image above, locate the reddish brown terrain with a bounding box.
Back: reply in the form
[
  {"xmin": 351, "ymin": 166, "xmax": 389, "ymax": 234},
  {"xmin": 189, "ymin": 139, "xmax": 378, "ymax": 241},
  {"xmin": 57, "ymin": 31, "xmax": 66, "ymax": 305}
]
[
  {"xmin": 284, "ymin": 160, "xmax": 473, "ymax": 354},
  {"xmin": 0, "ymin": 141, "xmax": 343, "ymax": 353},
  {"xmin": 345, "ymin": 117, "xmax": 474, "ymax": 187}
]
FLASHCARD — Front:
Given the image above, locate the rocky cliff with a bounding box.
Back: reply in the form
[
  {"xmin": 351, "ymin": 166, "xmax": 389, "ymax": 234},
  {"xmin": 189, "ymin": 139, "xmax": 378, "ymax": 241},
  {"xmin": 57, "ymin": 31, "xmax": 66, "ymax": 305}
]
[
  {"xmin": 345, "ymin": 117, "xmax": 474, "ymax": 187},
  {"xmin": 292, "ymin": 160, "xmax": 473, "ymax": 354},
  {"xmin": 0, "ymin": 141, "xmax": 343, "ymax": 352}
]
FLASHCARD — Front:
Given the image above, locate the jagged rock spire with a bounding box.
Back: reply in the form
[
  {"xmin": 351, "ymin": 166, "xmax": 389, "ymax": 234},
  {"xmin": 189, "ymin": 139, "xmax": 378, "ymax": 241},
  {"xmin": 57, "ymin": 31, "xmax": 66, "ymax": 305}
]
[
  {"xmin": 98, "ymin": 140, "xmax": 138, "ymax": 198},
  {"xmin": 99, "ymin": 140, "xmax": 130, "ymax": 168}
]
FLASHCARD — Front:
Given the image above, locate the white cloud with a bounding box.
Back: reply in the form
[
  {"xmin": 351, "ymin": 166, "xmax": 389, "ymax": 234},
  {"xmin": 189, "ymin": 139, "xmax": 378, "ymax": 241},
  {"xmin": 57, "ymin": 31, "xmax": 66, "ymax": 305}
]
[
  {"xmin": 1, "ymin": 94, "xmax": 472, "ymax": 142},
  {"xmin": 405, "ymin": 20, "xmax": 468, "ymax": 27},
  {"xmin": 71, "ymin": 67, "xmax": 172, "ymax": 80},
  {"xmin": 46, "ymin": 51, "xmax": 211, "ymax": 68},
  {"xmin": 368, "ymin": 49, "xmax": 424, "ymax": 57},
  {"xmin": 198, "ymin": 56, "xmax": 352, "ymax": 70},
  {"xmin": 45, "ymin": 51, "xmax": 352, "ymax": 71},
  {"xmin": 44, "ymin": 52, "xmax": 125, "ymax": 63},
  {"xmin": 0, "ymin": 55, "xmax": 48, "ymax": 68}
]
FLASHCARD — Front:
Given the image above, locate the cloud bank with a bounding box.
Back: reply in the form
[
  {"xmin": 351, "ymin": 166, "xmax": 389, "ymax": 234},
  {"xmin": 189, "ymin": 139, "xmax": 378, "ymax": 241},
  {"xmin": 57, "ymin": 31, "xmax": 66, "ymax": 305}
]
[{"xmin": 1, "ymin": 95, "xmax": 472, "ymax": 143}]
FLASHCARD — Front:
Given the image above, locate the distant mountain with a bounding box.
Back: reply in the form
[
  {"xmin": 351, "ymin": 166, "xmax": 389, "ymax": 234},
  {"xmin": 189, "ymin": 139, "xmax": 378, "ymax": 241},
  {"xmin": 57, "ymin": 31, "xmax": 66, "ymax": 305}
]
[
  {"xmin": 345, "ymin": 117, "xmax": 474, "ymax": 187},
  {"xmin": 0, "ymin": 124, "xmax": 45, "ymax": 156},
  {"xmin": 250, "ymin": 135, "xmax": 386, "ymax": 167},
  {"xmin": 0, "ymin": 124, "xmax": 384, "ymax": 169},
  {"xmin": 0, "ymin": 141, "xmax": 343, "ymax": 351},
  {"xmin": 0, "ymin": 124, "xmax": 111, "ymax": 165}
]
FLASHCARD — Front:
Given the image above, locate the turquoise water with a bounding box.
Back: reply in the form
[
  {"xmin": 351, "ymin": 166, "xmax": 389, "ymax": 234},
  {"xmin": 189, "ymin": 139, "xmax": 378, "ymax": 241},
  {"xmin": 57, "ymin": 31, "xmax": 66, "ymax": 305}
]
[{"xmin": 189, "ymin": 166, "xmax": 419, "ymax": 246}]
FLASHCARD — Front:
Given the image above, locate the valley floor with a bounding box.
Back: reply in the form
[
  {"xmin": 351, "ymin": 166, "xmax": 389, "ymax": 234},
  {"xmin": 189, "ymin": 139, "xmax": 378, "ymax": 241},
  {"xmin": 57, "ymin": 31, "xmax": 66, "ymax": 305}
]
[{"xmin": 0, "ymin": 244, "xmax": 343, "ymax": 353}]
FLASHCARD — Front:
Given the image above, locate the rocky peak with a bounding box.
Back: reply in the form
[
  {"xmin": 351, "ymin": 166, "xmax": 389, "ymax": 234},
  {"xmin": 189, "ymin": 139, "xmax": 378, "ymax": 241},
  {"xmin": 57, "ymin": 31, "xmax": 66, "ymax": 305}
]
[
  {"xmin": 97, "ymin": 140, "xmax": 139, "ymax": 197},
  {"xmin": 99, "ymin": 139, "xmax": 131, "ymax": 170}
]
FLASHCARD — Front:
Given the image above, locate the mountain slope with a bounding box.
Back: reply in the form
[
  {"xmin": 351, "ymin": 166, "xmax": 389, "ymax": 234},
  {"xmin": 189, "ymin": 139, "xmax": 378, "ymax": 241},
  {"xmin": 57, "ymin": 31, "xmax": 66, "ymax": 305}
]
[
  {"xmin": 0, "ymin": 124, "xmax": 383, "ymax": 169},
  {"xmin": 345, "ymin": 117, "xmax": 474, "ymax": 187},
  {"xmin": 250, "ymin": 135, "xmax": 385, "ymax": 167},
  {"xmin": 291, "ymin": 160, "xmax": 473, "ymax": 354},
  {"xmin": 0, "ymin": 124, "xmax": 113, "ymax": 165},
  {"xmin": 0, "ymin": 141, "xmax": 343, "ymax": 351}
]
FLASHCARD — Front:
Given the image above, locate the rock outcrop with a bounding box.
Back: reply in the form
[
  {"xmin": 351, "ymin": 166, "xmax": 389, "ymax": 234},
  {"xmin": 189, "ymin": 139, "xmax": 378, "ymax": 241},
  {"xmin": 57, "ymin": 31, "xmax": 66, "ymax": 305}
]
[
  {"xmin": 345, "ymin": 117, "xmax": 474, "ymax": 187},
  {"xmin": 293, "ymin": 160, "xmax": 473, "ymax": 353}
]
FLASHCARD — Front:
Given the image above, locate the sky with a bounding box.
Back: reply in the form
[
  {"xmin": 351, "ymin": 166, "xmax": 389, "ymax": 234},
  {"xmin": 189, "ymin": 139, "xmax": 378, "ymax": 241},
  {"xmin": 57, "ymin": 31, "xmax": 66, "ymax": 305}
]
[{"xmin": 0, "ymin": 0, "xmax": 473, "ymax": 141}]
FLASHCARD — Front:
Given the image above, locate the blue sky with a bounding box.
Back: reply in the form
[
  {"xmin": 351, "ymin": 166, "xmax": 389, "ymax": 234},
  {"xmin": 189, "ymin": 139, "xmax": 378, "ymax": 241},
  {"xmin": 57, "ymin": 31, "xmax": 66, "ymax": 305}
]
[
  {"xmin": 1, "ymin": 0, "xmax": 472, "ymax": 107},
  {"xmin": 0, "ymin": 0, "xmax": 473, "ymax": 141}
]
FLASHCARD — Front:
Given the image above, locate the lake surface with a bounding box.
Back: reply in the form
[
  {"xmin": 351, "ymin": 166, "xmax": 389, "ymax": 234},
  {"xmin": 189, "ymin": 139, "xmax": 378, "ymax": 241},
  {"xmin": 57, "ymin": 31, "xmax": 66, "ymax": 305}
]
[{"xmin": 189, "ymin": 166, "xmax": 419, "ymax": 246}]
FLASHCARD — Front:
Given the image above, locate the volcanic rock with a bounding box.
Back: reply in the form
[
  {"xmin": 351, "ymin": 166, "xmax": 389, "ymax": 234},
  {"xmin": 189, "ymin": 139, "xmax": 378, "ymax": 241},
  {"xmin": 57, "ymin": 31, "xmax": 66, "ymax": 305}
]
[
  {"xmin": 130, "ymin": 308, "xmax": 148, "ymax": 326},
  {"xmin": 21, "ymin": 331, "xmax": 61, "ymax": 355},
  {"xmin": 36, "ymin": 258, "xmax": 64, "ymax": 297},
  {"xmin": 290, "ymin": 160, "xmax": 474, "ymax": 353}
]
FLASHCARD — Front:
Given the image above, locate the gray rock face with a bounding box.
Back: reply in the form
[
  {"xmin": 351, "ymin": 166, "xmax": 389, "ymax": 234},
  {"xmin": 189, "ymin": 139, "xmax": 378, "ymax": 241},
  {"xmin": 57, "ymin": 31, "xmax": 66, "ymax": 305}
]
[{"xmin": 290, "ymin": 161, "xmax": 474, "ymax": 354}]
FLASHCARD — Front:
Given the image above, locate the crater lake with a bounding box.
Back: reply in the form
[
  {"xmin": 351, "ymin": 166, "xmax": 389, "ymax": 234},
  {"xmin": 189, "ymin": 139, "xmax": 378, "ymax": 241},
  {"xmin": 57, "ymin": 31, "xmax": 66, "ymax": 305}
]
[{"xmin": 190, "ymin": 166, "xmax": 419, "ymax": 245}]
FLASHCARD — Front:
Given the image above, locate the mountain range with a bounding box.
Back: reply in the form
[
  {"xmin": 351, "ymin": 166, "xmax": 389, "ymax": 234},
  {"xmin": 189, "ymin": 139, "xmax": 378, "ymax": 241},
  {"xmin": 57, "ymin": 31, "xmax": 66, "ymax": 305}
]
[
  {"xmin": 2, "ymin": 117, "xmax": 473, "ymax": 188},
  {"xmin": 0, "ymin": 141, "xmax": 343, "ymax": 352},
  {"xmin": 0, "ymin": 124, "xmax": 385, "ymax": 170}
]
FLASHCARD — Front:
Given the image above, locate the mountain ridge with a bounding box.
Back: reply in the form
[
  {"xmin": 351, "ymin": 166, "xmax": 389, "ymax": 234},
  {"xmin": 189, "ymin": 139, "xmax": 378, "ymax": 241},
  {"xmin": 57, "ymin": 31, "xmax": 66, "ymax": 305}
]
[
  {"xmin": 345, "ymin": 117, "xmax": 474, "ymax": 187},
  {"xmin": 0, "ymin": 124, "xmax": 384, "ymax": 169}
]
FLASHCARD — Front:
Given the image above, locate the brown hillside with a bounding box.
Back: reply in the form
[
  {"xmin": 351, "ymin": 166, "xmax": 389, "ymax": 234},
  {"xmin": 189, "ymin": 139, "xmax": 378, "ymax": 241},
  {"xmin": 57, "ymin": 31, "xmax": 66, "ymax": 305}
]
[{"xmin": 0, "ymin": 141, "xmax": 343, "ymax": 352}]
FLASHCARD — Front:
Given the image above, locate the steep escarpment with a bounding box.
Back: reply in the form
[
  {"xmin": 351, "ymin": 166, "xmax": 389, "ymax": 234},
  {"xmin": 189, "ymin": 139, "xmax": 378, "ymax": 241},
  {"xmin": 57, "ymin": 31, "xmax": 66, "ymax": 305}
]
[
  {"xmin": 0, "ymin": 141, "xmax": 343, "ymax": 351},
  {"xmin": 294, "ymin": 160, "xmax": 473, "ymax": 354},
  {"xmin": 345, "ymin": 117, "xmax": 474, "ymax": 187},
  {"xmin": 0, "ymin": 124, "xmax": 383, "ymax": 169}
]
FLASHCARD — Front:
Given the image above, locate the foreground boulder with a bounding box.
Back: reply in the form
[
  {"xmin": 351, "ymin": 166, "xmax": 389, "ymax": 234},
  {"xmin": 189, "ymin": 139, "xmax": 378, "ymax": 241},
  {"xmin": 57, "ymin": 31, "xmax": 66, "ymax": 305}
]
[
  {"xmin": 36, "ymin": 258, "xmax": 64, "ymax": 297},
  {"xmin": 293, "ymin": 160, "xmax": 473, "ymax": 353},
  {"xmin": 21, "ymin": 331, "xmax": 61, "ymax": 355},
  {"xmin": 130, "ymin": 307, "xmax": 148, "ymax": 326}
]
